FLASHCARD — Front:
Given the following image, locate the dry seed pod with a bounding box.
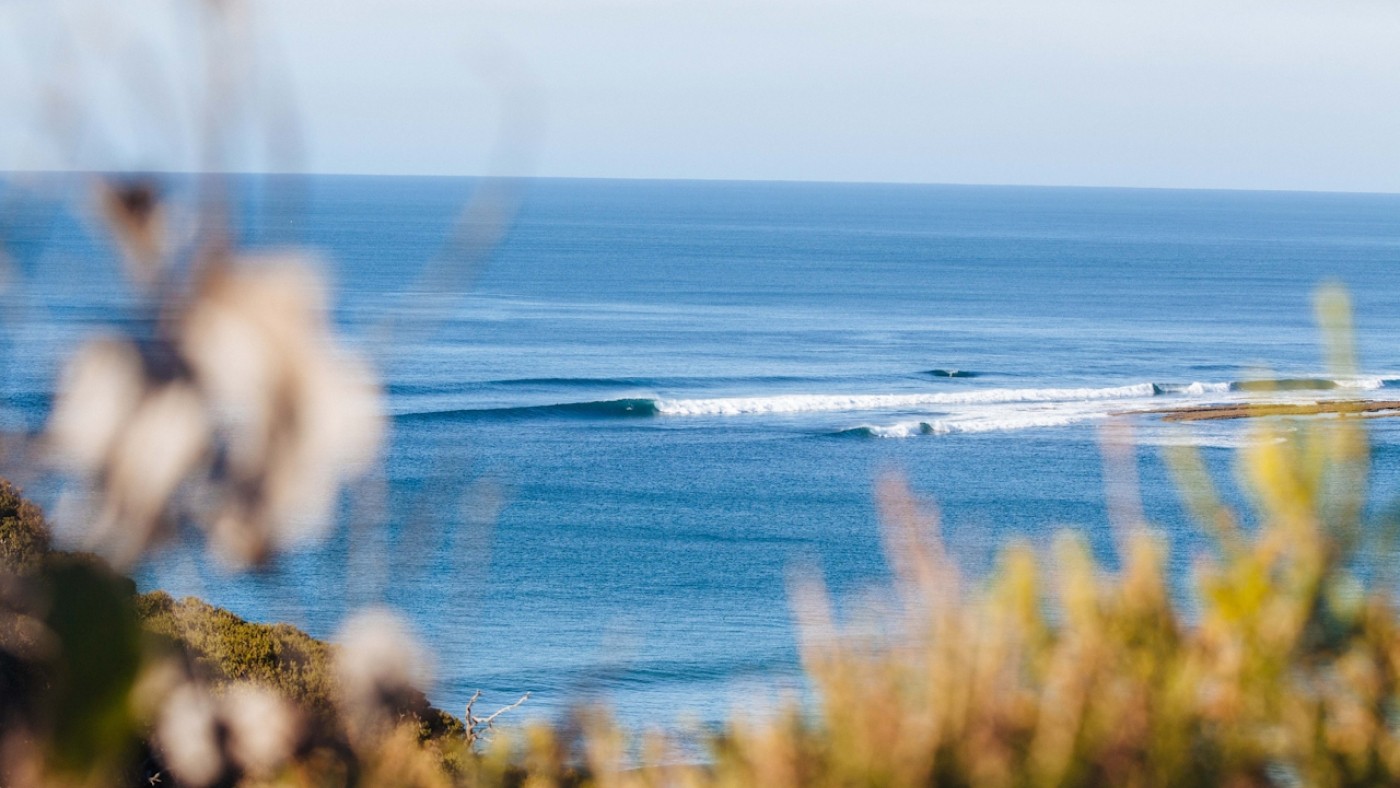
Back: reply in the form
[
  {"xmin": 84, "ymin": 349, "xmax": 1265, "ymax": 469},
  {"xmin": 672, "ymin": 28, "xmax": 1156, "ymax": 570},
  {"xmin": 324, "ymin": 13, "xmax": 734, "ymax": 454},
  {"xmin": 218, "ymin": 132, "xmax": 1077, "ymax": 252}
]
[
  {"xmin": 154, "ymin": 682, "xmax": 222, "ymax": 787},
  {"xmin": 95, "ymin": 178, "xmax": 169, "ymax": 287},
  {"xmin": 47, "ymin": 339, "xmax": 210, "ymax": 566},
  {"xmin": 47, "ymin": 339, "xmax": 148, "ymax": 474},
  {"xmin": 334, "ymin": 606, "xmax": 433, "ymax": 742},
  {"xmin": 221, "ymin": 683, "xmax": 302, "ymax": 779},
  {"xmin": 45, "ymin": 255, "xmax": 382, "ymax": 568},
  {"xmin": 154, "ymin": 679, "xmax": 301, "ymax": 787},
  {"xmin": 180, "ymin": 256, "xmax": 384, "ymax": 565}
]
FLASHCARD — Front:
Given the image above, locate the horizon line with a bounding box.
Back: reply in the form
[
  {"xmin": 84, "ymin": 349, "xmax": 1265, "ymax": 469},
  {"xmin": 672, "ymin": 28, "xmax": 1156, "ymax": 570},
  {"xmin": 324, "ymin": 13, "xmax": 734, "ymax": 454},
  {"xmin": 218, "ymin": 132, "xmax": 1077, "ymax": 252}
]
[{"xmin": 3, "ymin": 168, "xmax": 1399, "ymax": 199}]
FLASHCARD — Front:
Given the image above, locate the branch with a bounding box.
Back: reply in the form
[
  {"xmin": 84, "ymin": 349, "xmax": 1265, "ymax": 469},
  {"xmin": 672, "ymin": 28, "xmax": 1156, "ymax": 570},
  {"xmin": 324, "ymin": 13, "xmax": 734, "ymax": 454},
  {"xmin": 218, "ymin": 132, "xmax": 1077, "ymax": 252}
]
[{"xmin": 463, "ymin": 690, "xmax": 529, "ymax": 747}]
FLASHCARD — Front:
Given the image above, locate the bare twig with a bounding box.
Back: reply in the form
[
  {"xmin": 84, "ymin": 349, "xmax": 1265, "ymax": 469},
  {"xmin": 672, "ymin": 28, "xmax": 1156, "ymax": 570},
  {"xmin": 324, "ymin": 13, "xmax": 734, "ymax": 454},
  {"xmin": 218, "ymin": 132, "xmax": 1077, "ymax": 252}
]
[{"xmin": 463, "ymin": 689, "xmax": 530, "ymax": 747}]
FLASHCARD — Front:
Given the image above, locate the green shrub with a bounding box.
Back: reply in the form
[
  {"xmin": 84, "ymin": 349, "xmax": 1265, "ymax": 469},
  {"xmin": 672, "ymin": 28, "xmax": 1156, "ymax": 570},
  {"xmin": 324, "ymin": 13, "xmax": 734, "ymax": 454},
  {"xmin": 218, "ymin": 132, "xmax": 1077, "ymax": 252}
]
[
  {"xmin": 137, "ymin": 592, "xmax": 339, "ymax": 717},
  {"xmin": 0, "ymin": 478, "xmax": 466, "ymax": 783},
  {"xmin": 135, "ymin": 590, "xmax": 463, "ymax": 740},
  {"xmin": 0, "ymin": 478, "xmax": 50, "ymax": 571}
]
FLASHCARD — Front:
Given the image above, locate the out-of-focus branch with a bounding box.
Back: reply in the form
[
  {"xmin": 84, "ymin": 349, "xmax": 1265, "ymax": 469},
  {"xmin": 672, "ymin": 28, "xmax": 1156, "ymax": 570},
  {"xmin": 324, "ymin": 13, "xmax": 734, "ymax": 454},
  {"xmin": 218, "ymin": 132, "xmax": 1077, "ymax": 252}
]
[{"xmin": 463, "ymin": 689, "xmax": 530, "ymax": 747}]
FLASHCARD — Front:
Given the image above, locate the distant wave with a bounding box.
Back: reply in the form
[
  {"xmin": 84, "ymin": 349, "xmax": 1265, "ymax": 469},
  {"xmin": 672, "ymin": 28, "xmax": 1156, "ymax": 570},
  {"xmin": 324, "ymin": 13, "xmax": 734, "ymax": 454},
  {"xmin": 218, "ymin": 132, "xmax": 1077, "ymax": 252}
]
[
  {"xmin": 1229, "ymin": 377, "xmax": 1387, "ymax": 392},
  {"xmin": 828, "ymin": 375, "xmax": 1400, "ymax": 439},
  {"xmin": 486, "ymin": 376, "xmax": 660, "ymax": 388},
  {"xmin": 398, "ymin": 382, "xmax": 1162, "ymax": 422},
  {"xmin": 923, "ymin": 369, "xmax": 980, "ymax": 378},
  {"xmin": 398, "ymin": 398, "xmax": 661, "ymax": 422},
  {"xmin": 1152, "ymin": 382, "xmax": 1232, "ymax": 396},
  {"xmin": 1152, "ymin": 377, "xmax": 1391, "ymax": 395},
  {"xmin": 395, "ymin": 375, "xmax": 1400, "ymax": 424},
  {"xmin": 388, "ymin": 382, "xmax": 464, "ymax": 397},
  {"xmin": 1135, "ymin": 432, "xmax": 1286, "ymax": 450},
  {"xmin": 391, "ymin": 377, "xmax": 658, "ymax": 396},
  {"xmin": 1230, "ymin": 377, "xmax": 1340, "ymax": 392},
  {"xmin": 394, "ymin": 374, "xmax": 858, "ymax": 397},
  {"xmin": 835, "ymin": 412, "xmax": 1103, "ymax": 438},
  {"xmin": 652, "ymin": 384, "xmax": 1157, "ymax": 416}
]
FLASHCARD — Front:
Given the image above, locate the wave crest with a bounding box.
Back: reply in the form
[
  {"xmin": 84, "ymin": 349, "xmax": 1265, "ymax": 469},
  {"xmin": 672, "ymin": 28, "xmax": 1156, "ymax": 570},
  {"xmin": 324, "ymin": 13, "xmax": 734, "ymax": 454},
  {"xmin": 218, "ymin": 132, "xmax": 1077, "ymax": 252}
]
[
  {"xmin": 836, "ymin": 411, "xmax": 1106, "ymax": 438},
  {"xmin": 398, "ymin": 398, "xmax": 660, "ymax": 421},
  {"xmin": 655, "ymin": 383, "xmax": 1157, "ymax": 417},
  {"xmin": 396, "ymin": 375, "xmax": 1400, "ymax": 424}
]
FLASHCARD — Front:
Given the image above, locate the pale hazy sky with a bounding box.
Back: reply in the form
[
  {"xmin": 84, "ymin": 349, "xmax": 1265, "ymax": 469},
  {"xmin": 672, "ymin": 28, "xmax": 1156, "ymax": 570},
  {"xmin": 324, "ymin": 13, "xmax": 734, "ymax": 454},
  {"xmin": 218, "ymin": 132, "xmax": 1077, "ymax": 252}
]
[{"xmin": 2, "ymin": 0, "xmax": 1399, "ymax": 191}]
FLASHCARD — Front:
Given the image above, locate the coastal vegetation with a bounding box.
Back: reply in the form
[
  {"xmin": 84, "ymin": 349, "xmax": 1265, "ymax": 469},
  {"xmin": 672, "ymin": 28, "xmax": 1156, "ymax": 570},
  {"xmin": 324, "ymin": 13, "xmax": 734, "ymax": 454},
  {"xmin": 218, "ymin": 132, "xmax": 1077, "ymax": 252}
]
[
  {"xmin": 0, "ymin": 482, "xmax": 472, "ymax": 784},
  {"xmin": 0, "ymin": 479, "xmax": 49, "ymax": 571}
]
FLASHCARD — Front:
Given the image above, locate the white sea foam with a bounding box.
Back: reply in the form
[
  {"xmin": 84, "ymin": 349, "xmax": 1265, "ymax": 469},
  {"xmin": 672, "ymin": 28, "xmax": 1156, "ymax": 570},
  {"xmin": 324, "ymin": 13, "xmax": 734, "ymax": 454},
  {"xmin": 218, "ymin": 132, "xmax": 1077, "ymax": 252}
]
[
  {"xmin": 841, "ymin": 374, "xmax": 1400, "ymax": 440},
  {"xmin": 1184, "ymin": 381, "xmax": 1231, "ymax": 395},
  {"xmin": 856, "ymin": 410, "xmax": 1108, "ymax": 438},
  {"xmin": 1134, "ymin": 431, "xmax": 1281, "ymax": 449},
  {"xmin": 1335, "ymin": 376, "xmax": 1387, "ymax": 390},
  {"xmin": 653, "ymin": 383, "xmax": 1158, "ymax": 417}
]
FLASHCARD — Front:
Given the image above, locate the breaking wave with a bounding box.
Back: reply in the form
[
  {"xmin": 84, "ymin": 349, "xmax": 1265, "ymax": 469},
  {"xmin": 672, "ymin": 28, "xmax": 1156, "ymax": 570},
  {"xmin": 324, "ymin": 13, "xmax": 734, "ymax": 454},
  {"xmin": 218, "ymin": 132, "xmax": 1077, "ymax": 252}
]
[
  {"xmin": 1152, "ymin": 382, "xmax": 1232, "ymax": 396},
  {"xmin": 1229, "ymin": 377, "xmax": 1386, "ymax": 392},
  {"xmin": 652, "ymin": 383, "xmax": 1158, "ymax": 416},
  {"xmin": 399, "ymin": 398, "xmax": 661, "ymax": 421},
  {"xmin": 835, "ymin": 412, "xmax": 1103, "ymax": 438},
  {"xmin": 396, "ymin": 376, "xmax": 1399, "ymax": 424}
]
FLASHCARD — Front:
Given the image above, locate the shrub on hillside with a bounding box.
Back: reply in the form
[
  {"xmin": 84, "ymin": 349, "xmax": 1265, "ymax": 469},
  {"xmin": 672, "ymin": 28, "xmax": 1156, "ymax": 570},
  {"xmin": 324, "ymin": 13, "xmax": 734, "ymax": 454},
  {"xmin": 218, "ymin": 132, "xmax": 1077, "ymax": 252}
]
[
  {"xmin": 136, "ymin": 591, "xmax": 462, "ymax": 740},
  {"xmin": 0, "ymin": 479, "xmax": 49, "ymax": 571},
  {"xmin": 0, "ymin": 482, "xmax": 470, "ymax": 785}
]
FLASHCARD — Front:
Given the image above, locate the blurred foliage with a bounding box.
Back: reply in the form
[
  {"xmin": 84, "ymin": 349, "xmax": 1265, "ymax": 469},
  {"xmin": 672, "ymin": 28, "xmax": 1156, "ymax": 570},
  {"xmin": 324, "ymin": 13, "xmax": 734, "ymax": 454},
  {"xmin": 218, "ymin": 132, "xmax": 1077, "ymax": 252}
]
[
  {"xmin": 36, "ymin": 554, "xmax": 144, "ymax": 779},
  {"xmin": 0, "ymin": 512, "xmax": 143, "ymax": 784}
]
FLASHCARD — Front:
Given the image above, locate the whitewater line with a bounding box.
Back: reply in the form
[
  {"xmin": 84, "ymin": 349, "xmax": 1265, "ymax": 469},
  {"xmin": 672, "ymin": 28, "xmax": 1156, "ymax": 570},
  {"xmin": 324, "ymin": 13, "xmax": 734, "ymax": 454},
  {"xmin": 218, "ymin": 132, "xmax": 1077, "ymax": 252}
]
[{"xmin": 652, "ymin": 383, "xmax": 1158, "ymax": 417}]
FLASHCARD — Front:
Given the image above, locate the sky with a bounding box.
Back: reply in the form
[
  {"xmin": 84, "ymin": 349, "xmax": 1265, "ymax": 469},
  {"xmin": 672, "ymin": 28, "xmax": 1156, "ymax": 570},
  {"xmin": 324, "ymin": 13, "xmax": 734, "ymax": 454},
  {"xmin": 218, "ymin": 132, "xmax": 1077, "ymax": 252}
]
[{"xmin": 1, "ymin": 0, "xmax": 1399, "ymax": 192}]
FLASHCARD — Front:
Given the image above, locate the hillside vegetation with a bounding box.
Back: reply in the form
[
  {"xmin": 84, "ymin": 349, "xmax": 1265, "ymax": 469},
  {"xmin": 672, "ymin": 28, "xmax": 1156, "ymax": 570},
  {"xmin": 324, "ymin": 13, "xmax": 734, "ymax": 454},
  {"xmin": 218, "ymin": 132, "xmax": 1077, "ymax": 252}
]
[{"xmin": 0, "ymin": 481, "xmax": 469, "ymax": 785}]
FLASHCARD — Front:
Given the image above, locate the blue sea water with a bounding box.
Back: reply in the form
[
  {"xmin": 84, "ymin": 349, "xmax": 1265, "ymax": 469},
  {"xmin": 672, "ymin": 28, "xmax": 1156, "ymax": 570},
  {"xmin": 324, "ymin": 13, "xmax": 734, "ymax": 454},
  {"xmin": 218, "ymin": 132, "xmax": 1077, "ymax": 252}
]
[{"xmin": 6, "ymin": 176, "xmax": 1400, "ymax": 727}]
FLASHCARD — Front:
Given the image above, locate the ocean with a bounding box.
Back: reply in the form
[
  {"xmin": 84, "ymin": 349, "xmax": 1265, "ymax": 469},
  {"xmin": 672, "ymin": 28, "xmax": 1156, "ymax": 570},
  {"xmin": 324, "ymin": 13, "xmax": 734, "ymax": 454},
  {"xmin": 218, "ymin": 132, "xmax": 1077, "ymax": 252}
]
[{"xmin": 5, "ymin": 175, "xmax": 1400, "ymax": 728}]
